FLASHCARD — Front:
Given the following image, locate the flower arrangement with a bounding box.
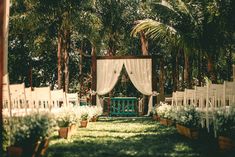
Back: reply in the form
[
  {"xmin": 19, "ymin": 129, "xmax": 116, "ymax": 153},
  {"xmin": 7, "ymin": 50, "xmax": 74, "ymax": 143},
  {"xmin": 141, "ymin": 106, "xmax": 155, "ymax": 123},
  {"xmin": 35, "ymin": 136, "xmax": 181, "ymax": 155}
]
[
  {"xmin": 10, "ymin": 113, "xmax": 56, "ymax": 146},
  {"xmin": 156, "ymin": 102, "xmax": 174, "ymax": 120},
  {"xmin": 175, "ymin": 106, "xmax": 201, "ymax": 128},
  {"xmin": 56, "ymin": 108, "xmax": 78, "ymax": 128},
  {"xmin": 81, "ymin": 113, "xmax": 89, "ymax": 121},
  {"xmin": 214, "ymin": 107, "xmax": 235, "ymax": 138}
]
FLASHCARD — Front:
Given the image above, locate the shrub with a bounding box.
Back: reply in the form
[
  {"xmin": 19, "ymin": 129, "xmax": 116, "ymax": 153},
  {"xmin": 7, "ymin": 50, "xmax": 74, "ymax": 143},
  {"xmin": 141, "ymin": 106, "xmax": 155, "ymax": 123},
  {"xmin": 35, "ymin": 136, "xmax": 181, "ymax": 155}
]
[
  {"xmin": 214, "ymin": 107, "xmax": 235, "ymax": 137},
  {"xmin": 56, "ymin": 110, "xmax": 77, "ymax": 127},
  {"xmin": 156, "ymin": 102, "xmax": 174, "ymax": 120},
  {"xmin": 11, "ymin": 113, "xmax": 56, "ymax": 146},
  {"xmin": 175, "ymin": 106, "xmax": 201, "ymax": 128}
]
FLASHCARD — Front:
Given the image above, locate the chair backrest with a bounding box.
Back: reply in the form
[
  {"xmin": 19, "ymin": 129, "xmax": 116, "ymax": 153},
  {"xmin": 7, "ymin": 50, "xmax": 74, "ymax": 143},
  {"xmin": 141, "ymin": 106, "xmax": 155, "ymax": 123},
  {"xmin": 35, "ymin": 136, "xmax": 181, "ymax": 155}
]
[
  {"xmin": 51, "ymin": 89, "xmax": 66, "ymax": 108},
  {"xmin": 2, "ymin": 74, "xmax": 10, "ymax": 109},
  {"xmin": 207, "ymin": 84, "xmax": 224, "ymax": 108},
  {"xmin": 175, "ymin": 91, "xmax": 184, "ymax": 106},
  {"xmin": 33, "ymin": 87, "xmax": 52, "ymax": 110},
  {"xmin": 66, "ymin": 93, "xmax": 78, "ymax": 107},
  {"xmin": 194, "ymin": 86, "xmax": 207, "ymax": 108},
  {"xmin": 184, "ymin": 89, "xmax": 195, "ymax": 106},
  {"xmin": 223, "ymin": 81, "xmax": 235, "ymax": 107},
  {"xmin": 9, "ymin": 83, "xmax": 26, "ymax": 109}
]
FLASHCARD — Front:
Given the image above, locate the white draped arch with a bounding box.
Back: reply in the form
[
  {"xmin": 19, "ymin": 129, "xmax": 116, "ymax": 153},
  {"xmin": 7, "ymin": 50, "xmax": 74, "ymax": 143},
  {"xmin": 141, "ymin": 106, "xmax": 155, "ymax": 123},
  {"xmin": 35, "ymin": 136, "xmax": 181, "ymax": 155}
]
[{"xmin": 96, "ymin": 57, "xmax": 156, "ymax": 115}]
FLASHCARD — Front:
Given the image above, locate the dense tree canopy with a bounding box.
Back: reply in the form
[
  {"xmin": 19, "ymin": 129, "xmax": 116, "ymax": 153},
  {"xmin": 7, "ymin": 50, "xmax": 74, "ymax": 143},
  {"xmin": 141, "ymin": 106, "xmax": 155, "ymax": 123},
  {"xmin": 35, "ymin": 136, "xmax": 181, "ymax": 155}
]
[{"xmin": 8, "ymin": 0, "xmax": 235, "ymax": 96}]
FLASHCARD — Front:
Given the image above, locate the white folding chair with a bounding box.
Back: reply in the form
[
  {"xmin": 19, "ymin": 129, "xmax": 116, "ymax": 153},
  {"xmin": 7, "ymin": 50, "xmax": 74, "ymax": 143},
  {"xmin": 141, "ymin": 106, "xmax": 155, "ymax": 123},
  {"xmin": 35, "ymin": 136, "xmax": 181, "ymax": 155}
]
[
  {"xmin": 51, "ymin": 89, "xmax": 66, "ymax": 108},
  {"xmin": 66, "ymin": 93, "xmax": 78, "ymax": 107},
  {"xmin": 34, "ymin": 87, "xmax": 52, "ymax": 111}
]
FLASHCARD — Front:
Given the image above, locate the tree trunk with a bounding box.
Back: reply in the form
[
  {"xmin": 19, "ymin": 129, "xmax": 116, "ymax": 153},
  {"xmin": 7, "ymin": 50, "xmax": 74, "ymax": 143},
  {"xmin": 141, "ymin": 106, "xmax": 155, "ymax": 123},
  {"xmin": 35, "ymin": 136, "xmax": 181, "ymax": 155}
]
[
  {"xmin": 107, "ymin": 34, "xmax": 115, "ymax": 56},
  {"xmin": 91, "ymin": 45, "xmax": 97, "ymax": 105},
  {"xmin": 184, "ymin": 52, "xmax": 190, "ymax": 88},
  {"xmin": 176, "ymin": 51, "xmax": 179, "ymax": 90},
  {"xmin": 140, "ymin": 31, "xmax": 148, "ymax": 55},
  {"xmin": 57, "ymin": 31, "xmax": 63, "ymax": 89},
  {"xmin": 197, "ymin": 50, "xmax": 202, "ymax": 86},
  {"xmin": 159, "ymin": 58, "xmax": 165, "ymax": 95},
  {"xmin": 226, "ymin": 49, "xmax": 232, "ymax": 81},
  {"xmin": 207, "ymin": 55, "xmax": 216, "ymax": 83},
  {"xmin": 64, "ymin": 29, "xmax": 70, "ymax": 93},
  {"xmin": 172, "ymin": 50, "xmax": 178, "ymax": 92}
]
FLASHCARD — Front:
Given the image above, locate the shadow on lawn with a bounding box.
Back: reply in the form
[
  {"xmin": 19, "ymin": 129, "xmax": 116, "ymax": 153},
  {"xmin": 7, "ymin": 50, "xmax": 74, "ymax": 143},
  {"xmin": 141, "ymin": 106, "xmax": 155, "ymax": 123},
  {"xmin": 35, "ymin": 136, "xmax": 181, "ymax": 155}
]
[{"xmin": 45, "ymin": 118, "xmax": 235, "ymax": 157}]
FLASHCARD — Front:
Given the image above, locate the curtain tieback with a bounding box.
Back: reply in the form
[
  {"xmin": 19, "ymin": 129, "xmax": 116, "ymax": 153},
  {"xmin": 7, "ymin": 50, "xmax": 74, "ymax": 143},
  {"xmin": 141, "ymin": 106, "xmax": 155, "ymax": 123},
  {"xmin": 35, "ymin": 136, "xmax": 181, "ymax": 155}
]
[{"xmin": 152, "ymin": 91, "xmax": 159, "ymax": 96}]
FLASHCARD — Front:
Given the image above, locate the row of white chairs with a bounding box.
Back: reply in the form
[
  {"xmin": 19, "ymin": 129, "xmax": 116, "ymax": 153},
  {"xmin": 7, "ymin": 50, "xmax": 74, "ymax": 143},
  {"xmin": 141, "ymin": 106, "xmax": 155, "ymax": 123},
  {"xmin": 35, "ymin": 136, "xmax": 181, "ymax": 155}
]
[
  {"xmin": 2, "ymin": 82, "xmax": 81, "ymax": 116},
  {"xmin": 171, "ymin": 80, "xmax": 235, "ymax": 134},
  {"xmin": 172, "ymin": 81, "xmax": 235, "ymax": 109}
]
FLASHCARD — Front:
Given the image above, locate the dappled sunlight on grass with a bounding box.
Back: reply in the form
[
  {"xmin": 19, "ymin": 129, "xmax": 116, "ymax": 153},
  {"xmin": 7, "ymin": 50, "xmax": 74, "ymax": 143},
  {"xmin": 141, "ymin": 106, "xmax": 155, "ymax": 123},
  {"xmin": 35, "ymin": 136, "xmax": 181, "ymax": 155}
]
[{"xmin": 45, "ymin": 117, "xmax": 234, "ymax": 157}]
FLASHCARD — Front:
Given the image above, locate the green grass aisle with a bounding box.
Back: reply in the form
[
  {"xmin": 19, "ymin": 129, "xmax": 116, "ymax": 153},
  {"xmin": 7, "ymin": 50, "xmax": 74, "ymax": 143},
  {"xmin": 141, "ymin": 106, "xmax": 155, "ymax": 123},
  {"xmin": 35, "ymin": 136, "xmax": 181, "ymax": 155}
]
[{"xmin": 45, "ymin": 118, "xmax": 233, "ymax": 157}]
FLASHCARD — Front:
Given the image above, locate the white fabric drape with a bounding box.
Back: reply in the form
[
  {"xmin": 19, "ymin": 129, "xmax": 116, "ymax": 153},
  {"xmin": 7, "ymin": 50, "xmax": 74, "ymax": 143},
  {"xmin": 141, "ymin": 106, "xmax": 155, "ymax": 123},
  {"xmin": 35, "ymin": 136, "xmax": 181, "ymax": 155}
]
[
  {"xmin": 96, "ymin": 59, "xmax": 124, "ymax": 107},
  {"xmin": 96, "ymin": 58, "xmax": 154, "ymax": 115},
  {"xmin": 124, "ymin": 59, "xmax": 153, "ymax": 115}
]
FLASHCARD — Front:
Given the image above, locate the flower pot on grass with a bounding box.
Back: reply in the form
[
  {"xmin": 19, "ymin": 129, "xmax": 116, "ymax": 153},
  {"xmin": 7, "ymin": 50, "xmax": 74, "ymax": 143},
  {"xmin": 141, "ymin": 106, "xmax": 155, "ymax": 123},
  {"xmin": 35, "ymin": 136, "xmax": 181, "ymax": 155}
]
[
  {"xmin": 80, "ymin": 120, "xmax": 88, "ymax": 128},
  {"xmin": 160, "ymin": 118, "xmax": 174, "ymax": 126},
  {"xmin": 7, "ymin": 146, "xmax": 23, "ymax": 157},
  {"xmin": 90, "ymin": 116, "xmax": 98, "ymax": 122},
  {"xmin": 218, "ymin": 136, "xmax": 235, "ymax": 151},
  {"xmin": 176, "ymin": 124, "xmax": 199, "ymax": 140},
  {"xmin": 58, "ymin": 127, "xmax": 71, "ymax": 139},
  {"xmin": 9, "ymin": 113, "xmax": 55, "ymax": 157},
  {"xmin": 80, "ymin": 113, "xmax": 89, "ymax": 128},
  {"xmin": 214, "ymin": 108, "xmax": 235, "ymax": 151},
  {"xmin": 152, "ymin": 114, "xmax": 160, "ymax": 121}
]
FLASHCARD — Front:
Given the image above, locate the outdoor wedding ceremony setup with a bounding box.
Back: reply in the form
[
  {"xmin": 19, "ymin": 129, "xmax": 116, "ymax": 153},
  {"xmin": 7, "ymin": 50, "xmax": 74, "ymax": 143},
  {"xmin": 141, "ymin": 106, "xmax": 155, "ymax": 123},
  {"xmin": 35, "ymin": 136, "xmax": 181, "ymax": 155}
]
[{"xmin": 1, "ymin": 0, "xmax": 235, "ymax": 157}]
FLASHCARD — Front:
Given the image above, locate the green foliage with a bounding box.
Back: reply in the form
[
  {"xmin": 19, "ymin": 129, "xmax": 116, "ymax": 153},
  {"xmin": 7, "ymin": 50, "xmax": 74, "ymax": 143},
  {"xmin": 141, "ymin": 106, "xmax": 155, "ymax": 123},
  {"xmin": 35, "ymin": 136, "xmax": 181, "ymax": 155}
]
[
  {"xmin": 156, "ymin": 102, "xmax": 175, "ymax": 120},
  {"xmin": 56, "ymin": 111, "xmax": 77, "ymax": 127},
  {"xmin": 10, "ymin": 113, "xmax": 56, "ymax": 146},
  {"xmin": 175, "ymin": 106, "xmax": 201, "ymax": 128},
  {"xmin": 80, "ymin": 113, "xmax": 89, "ymax": 121},
  {"xmin": 214, "ymin": 107, "xmax": 235, "ymax": 137}
]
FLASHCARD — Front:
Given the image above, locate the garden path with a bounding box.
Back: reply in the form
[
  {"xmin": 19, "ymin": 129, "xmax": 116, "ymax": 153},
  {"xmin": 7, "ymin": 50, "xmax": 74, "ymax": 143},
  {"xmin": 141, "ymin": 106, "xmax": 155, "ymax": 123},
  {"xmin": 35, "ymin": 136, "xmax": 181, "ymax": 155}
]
[{"xmin": 46, "ymin": 118, "xmax": 233, "ymax": 157}]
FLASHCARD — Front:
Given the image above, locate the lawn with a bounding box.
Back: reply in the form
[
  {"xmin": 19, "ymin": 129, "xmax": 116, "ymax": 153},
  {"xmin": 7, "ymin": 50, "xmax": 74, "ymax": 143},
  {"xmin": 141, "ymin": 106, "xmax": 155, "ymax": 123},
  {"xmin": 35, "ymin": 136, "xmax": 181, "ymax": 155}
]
[{"xmin": 45, "ymin": 117, "xmax": 234, "ymax": 157}]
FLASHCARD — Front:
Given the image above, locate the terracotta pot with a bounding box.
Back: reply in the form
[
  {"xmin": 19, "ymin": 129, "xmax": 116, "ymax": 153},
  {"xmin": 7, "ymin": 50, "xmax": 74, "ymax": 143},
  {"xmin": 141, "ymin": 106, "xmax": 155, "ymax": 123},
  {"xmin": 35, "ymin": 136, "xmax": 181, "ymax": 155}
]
[
  {"xmin": 58, "ymin": 127, "xmax": 71, "ymax": 139},
  {"xmin": 80, "ymin": 120, "xmax": 88, "ymax": 128},
  {"xmin": 152, "ymin": 115, "xmax": 160, "ymax": 121},
  {"xmin": 7, "ymin": 146, "xmax": 23, "ymax": 157},
  {"xmin": 176, "ymin": 124, "xmax": 199, "ymax": 140},
  {"xmin": 159, "ymin": 118, "xmax": 173, "ymax": 126},
  {"xmin": 218, "ymin": 136, "xmax": 235, "ymax": 151},
  {"xmin": 90, "ymin": 116, "xmax": 98, "ymax": 122}
]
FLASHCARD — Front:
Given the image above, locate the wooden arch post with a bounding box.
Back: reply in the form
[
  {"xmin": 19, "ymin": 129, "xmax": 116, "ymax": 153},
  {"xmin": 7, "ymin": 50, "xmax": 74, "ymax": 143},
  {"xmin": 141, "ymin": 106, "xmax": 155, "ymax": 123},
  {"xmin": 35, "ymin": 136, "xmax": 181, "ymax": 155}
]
[{"xmin": 0, "ymin": 0, "xmax": 4, "ymax": 153}]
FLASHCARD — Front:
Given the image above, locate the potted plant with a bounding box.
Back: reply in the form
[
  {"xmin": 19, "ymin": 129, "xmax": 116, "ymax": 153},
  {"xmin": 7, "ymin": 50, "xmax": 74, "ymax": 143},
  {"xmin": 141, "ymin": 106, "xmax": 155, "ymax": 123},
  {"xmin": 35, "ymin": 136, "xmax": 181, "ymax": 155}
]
[
  {"xmin": 57, "ymin": 111, "xmax": 77, "ymax": 139},
  {"xmin": 175, "ymin": 106, "xmax": 201, "ymax": 140},
  {"xmin": 156, "ymin": 102, "xmax": 174, "ymax": 126},
  {"xmin": 214, "ymin": 107, "xmax": 235, "ymax": 151},
  {"xmin": 80, "ymin": 113, "xmax": 89, "ymax": 128},
  {"xmin": 8, "ymin": 113, "xmax": 55, "ymax": 157},
  {"xmin": 89, "ymin": 106, "xmax": 102, "ymax": 122},
  {"xmin": 152, "ymin": 105, "xmax": 160, "ymax": 121}
]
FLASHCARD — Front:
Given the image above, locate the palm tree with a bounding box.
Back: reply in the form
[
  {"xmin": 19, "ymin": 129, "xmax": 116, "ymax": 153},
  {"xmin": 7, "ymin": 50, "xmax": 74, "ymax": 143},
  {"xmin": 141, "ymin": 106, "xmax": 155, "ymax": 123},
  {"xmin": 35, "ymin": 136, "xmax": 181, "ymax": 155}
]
[{"xmin": 131, "ymin": 0, "xmax": 202, "ymax": 90}]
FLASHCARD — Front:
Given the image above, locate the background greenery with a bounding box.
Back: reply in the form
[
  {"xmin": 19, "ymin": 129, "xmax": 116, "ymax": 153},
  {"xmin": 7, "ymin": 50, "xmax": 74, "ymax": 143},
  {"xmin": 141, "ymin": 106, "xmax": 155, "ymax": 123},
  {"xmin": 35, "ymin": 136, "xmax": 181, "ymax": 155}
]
[{"xmin": 8, "ymin": 0, "xmax": 235, "ymax": 96}]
